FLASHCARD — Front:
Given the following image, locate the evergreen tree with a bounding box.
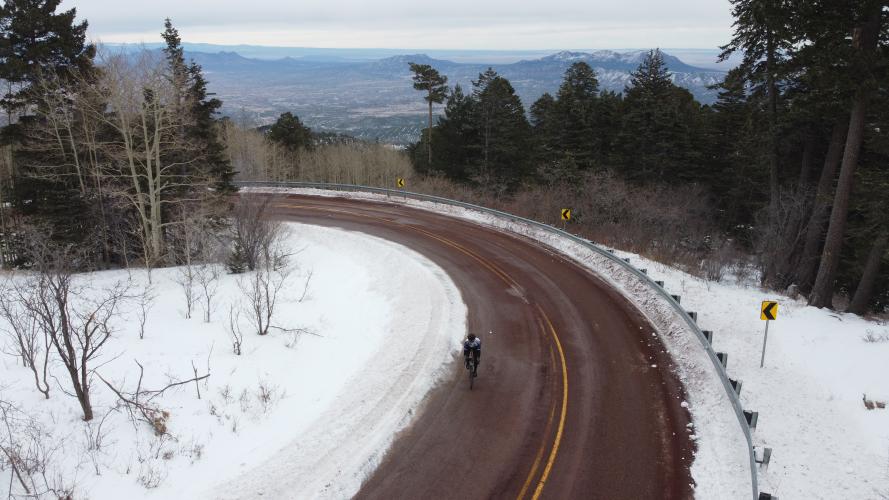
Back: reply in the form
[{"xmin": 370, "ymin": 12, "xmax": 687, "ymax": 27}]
[
  {"xmin": 471, "ymin": 69, "xmax": 532, "ymax": 189},
  {"xmin": 530, "ymin": 92, "xmax": 561, "ymax": 177},
  {"xmin": 0, "ymin": 0, "xmax": 97, "ymax": 254},
  {"xmin": 429, "ymin": 84, "xmax": 478, "ymax": 180},
  {"xmin": 0, "ymin": 0, "xmax": 94, "ymax": 126},
  {"xmin": 160, "ymin": 19, "xmax": 235, "ymax": 194},
  {"xmin": 809, "ymin": 1, "xmax": 886, "ymax": 307},
  {"xmin": 408, "ymin": 62, "xmax": 448, "ymax": 167},
  {"xmin": 617, "ymin": 50, "xmax": 703, "ymax": 183},
  {"xmin": 553, "ymin": 62, "xmax": 600, "ymax": 169},
  {"xmin": 706, "ymin": 68, "xmax": 761, "ymax": 229},
  {"xmin": 720, "ymin": 0, "xmax": 795, "ymax": 217},
  {"xmin": 267, "ymin": 111, "xmax": 313, "ymax": 152}
]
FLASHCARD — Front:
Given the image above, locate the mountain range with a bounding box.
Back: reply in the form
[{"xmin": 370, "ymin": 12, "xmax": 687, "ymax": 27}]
[{"xmin": 168, "ymin": 48, "xmax": 727, "ymax": 144}]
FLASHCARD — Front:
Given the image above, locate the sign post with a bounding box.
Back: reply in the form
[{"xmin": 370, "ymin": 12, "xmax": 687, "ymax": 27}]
[
  {"xmin": 759, "ymin": 300, "xmax": 778, "ymax": 368},
  {"xmin": 560, "ymin": 208, "xmax": 571, "ymax": 231}
]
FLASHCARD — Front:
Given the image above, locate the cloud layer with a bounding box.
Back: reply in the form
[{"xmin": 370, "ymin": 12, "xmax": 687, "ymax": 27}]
[{"xmin": 61, "ymin": 0, "xmax": 733, "ymax": 49}]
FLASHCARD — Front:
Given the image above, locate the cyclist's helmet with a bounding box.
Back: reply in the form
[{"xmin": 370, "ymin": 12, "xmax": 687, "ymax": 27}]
[{"xmin": 468, "ymin": 333, "xmax": 476, "ymax": 341}]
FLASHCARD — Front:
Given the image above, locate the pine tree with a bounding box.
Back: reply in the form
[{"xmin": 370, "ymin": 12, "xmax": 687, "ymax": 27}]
[
  {"xmin": 472, "ymin": 70, "xmax": 532, "ymax": 189},
  {"xmin": 0, "ymin": 0, "xmax": 94, "ymax": 126},
  {"xmin": 809, "ymin": 1, "xmax": 886, "ymax": 308},
  {"xmin": 553, "ymin": 62, "xmax": 600, "ymax": 169},
  {"xmin": 530, "ymin": 92, "xmax": 560, "ymax": 177},
  {"xmin": 720, "ymin": 0, "xmax": 795, "ymax": 218},
  {"xmin": 428, "ymin": 85, "xmax": 478, "ymax": 180},
  {"xmin": 617, "ymin": 50, "xmax": 703, "ymax": 182},
  {"xmin": 267, "ymin": 111, "xmax": 313, "ymax": 152},
  {"xmin": 408, "ymin": 62, "xmax": 448, "ymax": 167},
  {"xmin": 0, "ymin": 0, "xmax": 97, "ymax": 254},
  {"xmin": 161, "ymin": 19, "xmax": 235, "ymax": 194}
]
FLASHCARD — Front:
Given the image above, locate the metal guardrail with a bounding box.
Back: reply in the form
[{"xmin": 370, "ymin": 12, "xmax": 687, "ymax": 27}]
[{"xmin": 236, "ymin": 180, "xmax": 759, "ymax": 499}]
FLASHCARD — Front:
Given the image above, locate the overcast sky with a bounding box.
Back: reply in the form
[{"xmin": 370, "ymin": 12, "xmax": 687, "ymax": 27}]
[{"xmin": 60, "ymin": 0, "xmax": 735, "ymax": 50}]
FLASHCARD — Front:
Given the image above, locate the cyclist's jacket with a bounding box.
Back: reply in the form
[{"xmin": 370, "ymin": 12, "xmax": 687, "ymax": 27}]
[{"xmin": 463, "ymin": 337, "xmax": 481, "ymax": 351}]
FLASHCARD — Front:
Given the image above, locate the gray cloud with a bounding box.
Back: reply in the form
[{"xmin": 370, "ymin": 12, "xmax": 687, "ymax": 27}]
[{"xmin": 61, "ymin": 0, "xmax": 733, "ymax": 49}]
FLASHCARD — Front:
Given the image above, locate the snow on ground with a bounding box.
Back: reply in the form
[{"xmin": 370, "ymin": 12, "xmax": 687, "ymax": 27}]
[
  {"xmin": 612, "ymin": 252, "xmax": 889, "ymax": 499},
  {"xmin": 246, "ymin": 187, "xmax": 889, "ymax": 499},
  {"xmin": 0, "ymin": 223, "xmax": 466, "ymax": 499}
]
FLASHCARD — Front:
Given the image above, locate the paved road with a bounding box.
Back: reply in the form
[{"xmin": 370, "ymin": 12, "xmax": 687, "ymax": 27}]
[{"xmin": 267, "ymin": 193, "xmax": 695, "ymax": 500}]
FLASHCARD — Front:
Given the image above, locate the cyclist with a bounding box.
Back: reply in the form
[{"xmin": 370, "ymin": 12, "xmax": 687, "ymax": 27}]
[{"xmin": 463, "ymin": 333, "xmax": 482, "ymax": 374}]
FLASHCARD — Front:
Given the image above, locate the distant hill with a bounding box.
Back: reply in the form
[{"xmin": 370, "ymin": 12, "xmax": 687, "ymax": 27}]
[{"xmin": 164, "ymin": 48, "xmax": 726, "ymax": 144}]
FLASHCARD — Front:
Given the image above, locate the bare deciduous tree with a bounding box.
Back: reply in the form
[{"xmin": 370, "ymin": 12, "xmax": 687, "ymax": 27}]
[
  {"xmin": 227, "ymin": 304, "xmax": 244, "ymax": 356},
  {"xmin": 196, "ymin": 263, "xmax": 220, "ymax": 323},
  {"xmin": 229, "ymin": 196, "xmax": 284, "ymax": 272},
  {"xmin": 0, "ymin": 398, "xmax": 72, "ymax": 499},
  {"xmin": 0, "ymin": 283, "xmax": 51, "ymax": 399},
  {"xmin": 136, "ymin": 284, "xmax": 156, "ymax": 340},
  {"xmin": 238, "ymin": 260, "xmax": 290, "ymax": 337},
  {"xmin": 10, "ymin": 234, "xmax": 131, "ymax": 421}
]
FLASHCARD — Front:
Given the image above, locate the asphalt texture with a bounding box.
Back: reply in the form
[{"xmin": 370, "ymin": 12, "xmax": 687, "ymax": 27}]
[{"xmin": 266, "ymin": 193, "xmax": 695, "ymax": 500}]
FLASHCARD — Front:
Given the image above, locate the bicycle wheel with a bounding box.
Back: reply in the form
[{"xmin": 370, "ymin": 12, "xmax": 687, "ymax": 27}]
[{"xmin": 469, "ymin": 356, "xmax": 475, "ymax": 390}]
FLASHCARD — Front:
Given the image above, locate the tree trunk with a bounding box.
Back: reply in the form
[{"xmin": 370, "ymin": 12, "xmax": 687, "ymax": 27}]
[
  {"xmin": 427, "ymin": 99, "xmax": 433, "ymax": 167},
  {"xmin": 766, "ymin": 31, "xmax": 780, "ymax": 218},
  {"xmin": 809, "ymin": 4, "xmax": 883, "ymax": 308},
  {"xmin": 847, "ymin": 231, "xmax": 888, "ymax": 315},
  {"xmin": 796, "ymin": 119, "xmax": 847, "ymax": 290},
  {"xmin": 797, "ymin": 131, "xmax": 816, "ymax": 189},
  {"xmin": 809, "ymin": 96, "xmax": 871, "ymax": 307}
]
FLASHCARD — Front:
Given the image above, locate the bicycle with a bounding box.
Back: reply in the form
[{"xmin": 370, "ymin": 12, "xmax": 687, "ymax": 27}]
[{"xmin": 465, "ymin": 350, "xmax": 478, "ymax": 390}]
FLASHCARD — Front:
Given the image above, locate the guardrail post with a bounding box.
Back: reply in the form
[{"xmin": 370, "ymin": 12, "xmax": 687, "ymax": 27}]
[
  {"xmin": 670, "ymin": 294, "xmax": 681, "ymax": 304},
  {"xmin": 743, "ymin": 410, "xmax": 758, "ymax": 431},
  {"xmin": 702, "ymin": 330, "xmax": 713, "ymax": 344},
  {"xmin": 754, "ymin": 447, "xmax": 772, "ymax": 469},
  {"xmin": 655, "ymin": 280, "xmax": 664, "ymax": 287},
  {"xmin": 758, "ymin": 493, "xmax": 777, "ymax": 500},
  {"xmin": 687, "ymin": 311, "xmax": 698, "ymax": 322},
  {"xmin": 730, "ymin": 378, "xmax": 742, "ymax": 395},
  {"xmin": 716, "ymin": 352, "xmax": 728, "ymax": 368}
]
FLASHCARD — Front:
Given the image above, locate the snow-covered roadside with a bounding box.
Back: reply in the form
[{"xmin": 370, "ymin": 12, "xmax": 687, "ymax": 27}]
[
  {"xmin": 244, "ymin": 187, "xmax": 754, "ymax": 498},
  {"xmin": 0, "ymin": 223, "xmax": 466, "ymax": 499},
  {"xmin": 605, "ymin": 250, "xmax": 889, "ymax": 499}
]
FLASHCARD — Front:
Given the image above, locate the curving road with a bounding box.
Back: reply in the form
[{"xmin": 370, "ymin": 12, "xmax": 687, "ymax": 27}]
[{"xmin": 265, "ymin": 193, "xmax": 695, "ymax": 500}]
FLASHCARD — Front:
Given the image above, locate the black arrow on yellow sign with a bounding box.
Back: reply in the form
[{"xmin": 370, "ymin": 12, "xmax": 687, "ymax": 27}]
[
  {"xmin": 396, "ymin": 178, "xmax": 405, "ymax": 188},
  {"xmin": 760, "ymin": 301, "xmax": 778, "ymax": 321},
  {"xmin": 560, "ymin": 208, "xmax": 571, "ymax": 221}
]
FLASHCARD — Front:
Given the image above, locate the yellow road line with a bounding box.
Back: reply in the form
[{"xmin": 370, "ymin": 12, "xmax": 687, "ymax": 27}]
[
  {"xmin": 517, "ymin": 317, "xmax": 558, "ymax": 500},
  {"xmin": 530, "ymin": 304, "xmax": 569, "ymax": 500},
  {"xmin": 277, "ymin": 201, "xmax": 568, "ymax": 499}
]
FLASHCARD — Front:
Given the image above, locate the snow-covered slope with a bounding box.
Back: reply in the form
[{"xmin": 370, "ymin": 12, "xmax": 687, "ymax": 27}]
[
  {"xmin": 0, "ymin": 224, "xmax": 466, "ymax": 499},
  {"xmin": 614, "ymin": 251, "xmax": 889, "ymax": 499}
]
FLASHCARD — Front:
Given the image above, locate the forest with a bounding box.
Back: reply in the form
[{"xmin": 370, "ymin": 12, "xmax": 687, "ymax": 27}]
[
  {"xmin": 1, "ymin": 0, "xmax": 888, "ymax": 315},
  {"xmin": 403, "ymin": 1, "xmax": 889, "ymax": 314}
]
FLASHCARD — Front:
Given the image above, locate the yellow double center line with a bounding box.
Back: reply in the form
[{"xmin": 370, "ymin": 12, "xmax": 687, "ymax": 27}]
[{"xmin": 275, "ymin": 202, "xmax": 568, "ymax": 499}]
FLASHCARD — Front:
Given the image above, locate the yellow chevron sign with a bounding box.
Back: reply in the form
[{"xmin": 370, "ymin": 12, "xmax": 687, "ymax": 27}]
[
  {"xmin": 396, "ymin": 177, "xmax": 405, "ymax": 188},
  {"xmin": 560, "ymin": 208, "xmax": 571, "ymax": 221},
  {"xmin": 760, "ymin": 301, "xmax": 778, "ymax": 321}
]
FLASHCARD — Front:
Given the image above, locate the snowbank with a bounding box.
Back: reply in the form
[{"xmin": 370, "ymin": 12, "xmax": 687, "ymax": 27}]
[
  {"xmin": 242, "ymin": 186, "xmax": 756, "ymax": 498},
  {"xmin": 0, "ymin": 223, "xmax": 466, "ymax": 499},
  {"xmin": 606, "ymin": 251, "xmax": 889, "ymax": 499}
]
